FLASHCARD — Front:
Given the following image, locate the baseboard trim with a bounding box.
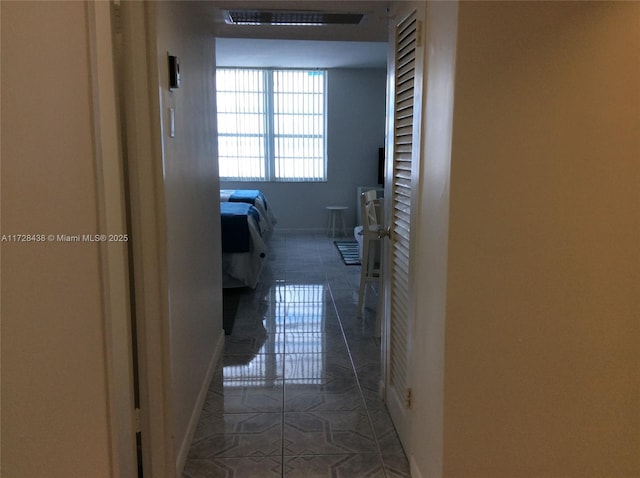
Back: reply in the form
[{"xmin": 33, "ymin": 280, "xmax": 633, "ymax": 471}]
[{"xmin": 175, "ymin": 331, "xmax": 225, "ymax": 475}]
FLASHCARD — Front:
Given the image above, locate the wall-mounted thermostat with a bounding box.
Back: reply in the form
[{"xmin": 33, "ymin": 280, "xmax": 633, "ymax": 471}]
[{"xmin": 168, "ymin": 54, "xmax": 181, "ymax": 90}]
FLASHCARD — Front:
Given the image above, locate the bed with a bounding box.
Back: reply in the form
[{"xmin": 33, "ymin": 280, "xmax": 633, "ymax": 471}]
[
  {"xmin": 220, "ymin": 202, "xmax": 267, "ymax": 288},
  {"xmin": 220, "ymin": 189, "xmax": 277, "ymax": 238},
  {"xmin": 220, "ymin": 189, "xmax": 276, "ymax": 288}
]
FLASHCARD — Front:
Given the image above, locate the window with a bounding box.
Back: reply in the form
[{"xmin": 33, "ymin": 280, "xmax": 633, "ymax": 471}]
[{"xmin": 216, "ymin": 68, "xmax": 327, "ymax": 182}]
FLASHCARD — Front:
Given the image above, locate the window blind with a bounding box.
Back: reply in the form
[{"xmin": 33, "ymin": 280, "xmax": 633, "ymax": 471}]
[{"xmin": 216, "ymin": 68, "xmax": 327, "ymax": 182}]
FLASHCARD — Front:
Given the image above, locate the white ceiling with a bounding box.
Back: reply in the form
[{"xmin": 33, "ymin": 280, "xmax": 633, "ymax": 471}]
[
  {"xmin": 209, "ymin": 1, "xmax": 390, "ymax": 69},
  {"xmin": 216, "ymin": 38, "xmax": 388, "ymax": 69}
]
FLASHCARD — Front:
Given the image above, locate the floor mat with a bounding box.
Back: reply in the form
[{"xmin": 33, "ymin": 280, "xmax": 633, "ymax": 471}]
[{"xmin": 334, "ymin": 240, "xmax": 361, "ymax": 265}]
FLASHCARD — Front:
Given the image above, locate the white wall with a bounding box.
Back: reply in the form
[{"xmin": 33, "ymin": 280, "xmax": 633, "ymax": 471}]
[
  {"xmin": 222, "ymin": 68, "xmax": 386, "ymax": 232},
  {"xmin": 1, "ymin": 2, "xmax": 117, "ymax": 476},
  {"xmin": 151, "ymin": 1, "xmax": 224, "ymax": 470}
]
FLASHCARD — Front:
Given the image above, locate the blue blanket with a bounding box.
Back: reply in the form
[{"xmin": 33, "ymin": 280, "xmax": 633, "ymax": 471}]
[
  {"xmin": 220, "ymin": 202, "xmax": 261, "ymax": 253},
  {"xmin": 229, "ymin": 189, "xmax": 268, "ymax": 211}
]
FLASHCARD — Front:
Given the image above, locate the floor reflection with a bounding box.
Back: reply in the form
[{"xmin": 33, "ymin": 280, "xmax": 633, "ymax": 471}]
[
  {"xmin": 224, "ymin": 283, "xmax": 329, "ymax": 386},
  {"xmin": 183, "ymin": 232, "xmax": 410, "ymax": 478}
]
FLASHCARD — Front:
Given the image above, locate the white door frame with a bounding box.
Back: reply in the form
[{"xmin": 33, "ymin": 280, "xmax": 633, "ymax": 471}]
[
  {"xmin": 118, "ymin": 1, "xmax": 177, "ymax": 476},
  {"xmin": 86, "ymin": 2, "xmax": 138, "ymax": 476}
]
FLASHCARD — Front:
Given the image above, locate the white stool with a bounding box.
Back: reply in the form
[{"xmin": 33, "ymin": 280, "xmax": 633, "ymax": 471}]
[{"xmin": 326, "ymin": 206, "xmax": 348, "ymax": 237}]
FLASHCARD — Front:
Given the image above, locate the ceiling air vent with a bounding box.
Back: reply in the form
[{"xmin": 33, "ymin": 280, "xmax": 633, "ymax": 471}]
[{"xmin": 224, "ymin": 10, "xmax": 364, "ymax": 26}]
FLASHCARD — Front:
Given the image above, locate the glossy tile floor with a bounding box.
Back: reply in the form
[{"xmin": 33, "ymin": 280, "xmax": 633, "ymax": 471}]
[{"xmin": 183, "ymin": 232, "xmax": 410, "ymax": 477}]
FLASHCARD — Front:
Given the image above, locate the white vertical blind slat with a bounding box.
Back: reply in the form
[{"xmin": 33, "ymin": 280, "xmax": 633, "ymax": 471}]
[{"xmin": 216, "ymin": 68, "xmax": 326, "ymax": 181}]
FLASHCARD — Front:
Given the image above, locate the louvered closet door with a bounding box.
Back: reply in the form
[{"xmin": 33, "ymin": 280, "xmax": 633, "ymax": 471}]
[{"xmin": 382, "ymin": 3, "xmax": 423, "ymax": 454}]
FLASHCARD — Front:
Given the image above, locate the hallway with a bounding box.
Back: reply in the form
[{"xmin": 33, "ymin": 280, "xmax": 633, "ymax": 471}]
[{"xmin": 183, "ymin": 232, "xmax": 410, "ymax": 477}]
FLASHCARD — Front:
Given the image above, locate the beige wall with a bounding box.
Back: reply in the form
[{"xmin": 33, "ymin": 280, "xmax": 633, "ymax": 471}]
[
  {"xmin": 440, "ymin": 1, "xmax": 640, "ymax": 476},
  {"xmin": 1, "ymin": 2, "xmax": 114, "ymax": 476},
  {"xmin": 1, "ymin": 1, "xmax": 223, "ymax": 475},
  {"xmin": 151, "ymin": 0, "xmax": 224, "ymax": 467}
]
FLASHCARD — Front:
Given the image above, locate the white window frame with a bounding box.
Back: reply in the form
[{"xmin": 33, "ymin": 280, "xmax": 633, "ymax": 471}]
[{"xmin": 216, "ymin": 68, "xmax": 328, "ymax": 182}]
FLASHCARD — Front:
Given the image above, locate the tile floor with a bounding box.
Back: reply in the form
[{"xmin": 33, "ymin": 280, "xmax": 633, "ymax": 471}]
[{"xmin": 183, "ymin": 232, "xmax": 410, "ymax": 478}]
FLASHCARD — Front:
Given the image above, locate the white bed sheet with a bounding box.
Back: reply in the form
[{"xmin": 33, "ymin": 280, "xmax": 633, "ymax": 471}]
[{"xmin": 222, "ymin": 211, "xmax": 267, "ymax": 288}]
